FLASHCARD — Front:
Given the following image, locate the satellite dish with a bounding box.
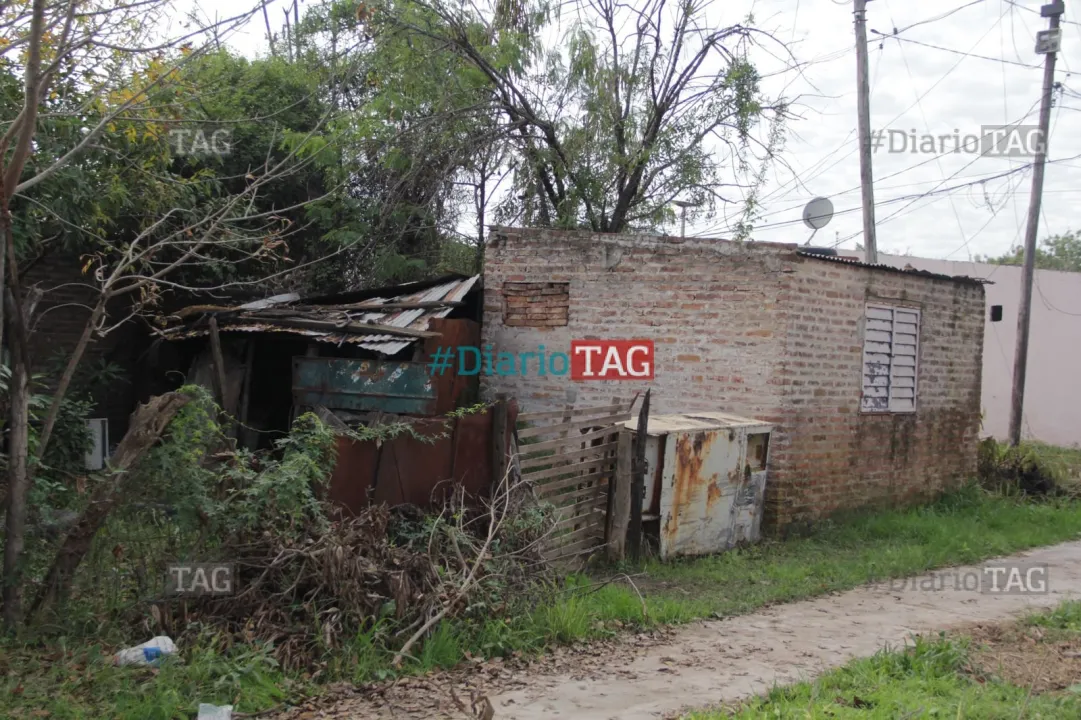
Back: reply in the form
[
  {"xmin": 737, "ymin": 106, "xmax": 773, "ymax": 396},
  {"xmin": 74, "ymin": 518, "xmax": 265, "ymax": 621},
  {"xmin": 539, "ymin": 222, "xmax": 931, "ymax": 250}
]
[{"xmin": 802, "ymin": 197, "xmax": 834, "ymax": 230}]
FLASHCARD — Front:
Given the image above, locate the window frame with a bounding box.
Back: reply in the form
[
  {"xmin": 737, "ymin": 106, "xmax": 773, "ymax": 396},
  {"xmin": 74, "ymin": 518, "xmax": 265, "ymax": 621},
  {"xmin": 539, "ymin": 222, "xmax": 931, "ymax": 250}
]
[{"xmin": 860, "ymin": 302, "xmax": 921, "ymax": 415}]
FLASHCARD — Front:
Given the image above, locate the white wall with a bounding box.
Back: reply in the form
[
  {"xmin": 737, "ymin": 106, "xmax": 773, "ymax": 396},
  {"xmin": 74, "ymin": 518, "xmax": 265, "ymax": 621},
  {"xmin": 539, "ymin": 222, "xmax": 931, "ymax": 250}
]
[{"xmin": 879, "ymin": 254, "xmax": 1081, "ymax": 447}]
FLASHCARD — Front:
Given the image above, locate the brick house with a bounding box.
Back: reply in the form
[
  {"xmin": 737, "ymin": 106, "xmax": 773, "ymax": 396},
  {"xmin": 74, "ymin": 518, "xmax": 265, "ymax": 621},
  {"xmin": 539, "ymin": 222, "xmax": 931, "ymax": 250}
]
[{"xmin": 481, "ymin": 227, "xmax": 986, "ymax": 533}]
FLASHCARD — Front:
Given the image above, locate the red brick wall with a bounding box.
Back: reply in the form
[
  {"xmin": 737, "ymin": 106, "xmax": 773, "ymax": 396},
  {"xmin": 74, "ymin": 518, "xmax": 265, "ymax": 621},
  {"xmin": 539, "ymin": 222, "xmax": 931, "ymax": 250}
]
[
  {"xmin": 482, "ymin": 227, "xmax": 790, "ymax": 417},
  {"xmin": 766, "ymin": 258, "xmax": 985, "ymax": 531},
  {"xmin": 482, "ymin": 227, "xmax": 985, "ymax": 532}
]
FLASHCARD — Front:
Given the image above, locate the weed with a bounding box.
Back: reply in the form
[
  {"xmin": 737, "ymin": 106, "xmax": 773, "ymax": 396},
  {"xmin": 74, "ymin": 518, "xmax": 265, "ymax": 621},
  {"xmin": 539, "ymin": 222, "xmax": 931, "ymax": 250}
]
[
  {"xmin": 978, "ymin": 438, "xmax": 1081, "ymax": 496},
  {"xmin": 688, "ymin": 600, "xmax": 1081, "ymax": 718}
]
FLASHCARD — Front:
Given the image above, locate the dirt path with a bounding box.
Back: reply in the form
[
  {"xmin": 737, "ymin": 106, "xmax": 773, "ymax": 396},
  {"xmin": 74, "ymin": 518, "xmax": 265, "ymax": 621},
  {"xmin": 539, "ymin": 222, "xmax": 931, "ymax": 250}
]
[{"xmin": 276, "ymin": 540, "xmax": 1081, "ymax": 720}]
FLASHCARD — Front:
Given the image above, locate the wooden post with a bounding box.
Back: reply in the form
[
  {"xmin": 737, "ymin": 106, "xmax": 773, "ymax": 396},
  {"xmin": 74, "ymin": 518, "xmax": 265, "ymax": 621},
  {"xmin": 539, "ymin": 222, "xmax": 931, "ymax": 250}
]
[
  {"xmin": 628, "ymin": 388, "xmax": 650, "ymax": 563},
  {"xmin": 491, "ymin": 394, "xmax": 508, "ymax": 489},
  {"xmin": 1009, "ymin": 0, "xmax": 1063, "ymax": 445},
  {"xmin": 606, "ymin": 430, "xmax": 633, "ymax": 562},
  {"xmin": 207, "ymin": 317, "xmax": 228, "ymax": 409},
  {"xmin": 854, "ymin": 0, "xmax": 878, "ymax": 264},
  {"xmin": 236, "ymin": 339, "xmax": 256, "ymax": 447}
]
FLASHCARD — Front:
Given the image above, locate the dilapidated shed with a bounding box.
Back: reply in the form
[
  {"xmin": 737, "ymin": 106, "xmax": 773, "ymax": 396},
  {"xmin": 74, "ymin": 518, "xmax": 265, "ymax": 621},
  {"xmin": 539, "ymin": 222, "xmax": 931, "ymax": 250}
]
[
  {"xmin": 149, "ymin": 274, "xmax": 481, "ymax": 446},
  {"xmin": 139, "ymin": 274, "xmax": 508, "ymax": 513}
]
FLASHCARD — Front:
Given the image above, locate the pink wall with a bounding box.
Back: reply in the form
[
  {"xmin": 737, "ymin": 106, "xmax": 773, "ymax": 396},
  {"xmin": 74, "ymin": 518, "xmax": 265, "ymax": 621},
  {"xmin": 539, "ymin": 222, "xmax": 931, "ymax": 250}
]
[{"xmin": 880, "ymin": 254, "xmax": 1081, "ymax": 447}]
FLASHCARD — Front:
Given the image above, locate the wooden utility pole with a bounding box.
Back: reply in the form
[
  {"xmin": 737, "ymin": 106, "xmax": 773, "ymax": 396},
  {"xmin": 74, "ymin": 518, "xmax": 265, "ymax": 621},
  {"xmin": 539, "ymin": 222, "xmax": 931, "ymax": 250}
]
[
  {"xmin": 854, "ymin": 0, "xmax": 878, "ymax": 264},
  {"xmin": 1009, "ymin": 1, "xmax": 1064, "ymax": 446}
]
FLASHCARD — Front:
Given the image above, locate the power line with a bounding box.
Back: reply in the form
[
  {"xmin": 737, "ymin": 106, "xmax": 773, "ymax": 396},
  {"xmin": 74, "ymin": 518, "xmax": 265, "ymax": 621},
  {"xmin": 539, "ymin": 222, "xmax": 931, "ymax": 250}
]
[
  {"xmin": 705, "ymin": 161, "xmax": 1038, "ymax": 237},
  {"xmin": 736, "ymin": 2, "xmax": 1015, "ymax": 236},
  {"xmin": 830, "ymin": 99, "xmax": 1047, "ymax": 245},
  {"xmin": 883, "ymin": 0, "xmax": 989, "ymax": 36},
  {"xmin": 1003, "ymin": 0, "xmax": 1081, "ymax": 27},
  {"xmin": 873, "ymin": 33, "xmax": 1042, "ymax": 69},
  {"xmin": 884, "ymin": 0, "xmax": 972, "ymax": 259}
]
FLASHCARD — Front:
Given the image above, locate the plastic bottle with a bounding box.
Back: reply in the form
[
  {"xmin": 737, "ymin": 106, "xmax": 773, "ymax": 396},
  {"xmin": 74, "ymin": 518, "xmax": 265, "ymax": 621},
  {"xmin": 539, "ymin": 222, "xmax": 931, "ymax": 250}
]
[{"xmin": 115, "ymin": 636, "xmax": 178, "ymax": 666}]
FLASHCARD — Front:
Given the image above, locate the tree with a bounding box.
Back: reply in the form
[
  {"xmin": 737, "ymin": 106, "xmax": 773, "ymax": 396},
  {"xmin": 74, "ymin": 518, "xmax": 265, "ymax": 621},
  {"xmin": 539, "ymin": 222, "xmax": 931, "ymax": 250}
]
[
  {"xmin": 368, "ymin": 0, "xmax": 787, "ymax": 235},
  {"xmin": 978, "ymin": 231, "xmax": 1081, "ymax": 272},
  {"xmin": 0, "ymin": 0, "xmax": 361, "ymax": 629}
]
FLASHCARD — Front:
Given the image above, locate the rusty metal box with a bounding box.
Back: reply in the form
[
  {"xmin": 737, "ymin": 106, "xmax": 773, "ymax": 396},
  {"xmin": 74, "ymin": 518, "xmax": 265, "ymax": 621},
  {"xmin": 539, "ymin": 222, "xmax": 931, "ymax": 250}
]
[{"xmin": 624, "ymin": 413, "xmax": 772, "ymax": 560}]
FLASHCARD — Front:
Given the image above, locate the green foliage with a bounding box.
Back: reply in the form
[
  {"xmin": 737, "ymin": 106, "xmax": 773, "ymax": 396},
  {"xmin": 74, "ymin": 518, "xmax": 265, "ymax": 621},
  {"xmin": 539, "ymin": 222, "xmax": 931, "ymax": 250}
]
[
  {"xmin": 976, "ymin": 438, "xmax": 1079, "ymax": 496},
  {"xmin": 125, "ymin": 388, "xmax": 340, "ymax": 544},
  {"xmin": 1024, "ymin": 600, "xmax": 1081, "ymax": 633},
  {"xmin": 13, "ymin": 482, "xmax": 1081, "ymax": 716},
  {"xmin": 31, "ymin": 395, "xmax": 95, "ymax": 507},
  {"xmin": 362, "ymin": 0, "xmax": 783, "ymax": 236},
  {"xmin": 977, "ymin": 230, "xmax": 1081, "ymax": 272},
  {"xmin": 0, "ymin": 633, "xmax": 301, "ymax": 719},
  {"xmin": 219, "ymin": 413, "xmax": 338, "ymax": 542}
]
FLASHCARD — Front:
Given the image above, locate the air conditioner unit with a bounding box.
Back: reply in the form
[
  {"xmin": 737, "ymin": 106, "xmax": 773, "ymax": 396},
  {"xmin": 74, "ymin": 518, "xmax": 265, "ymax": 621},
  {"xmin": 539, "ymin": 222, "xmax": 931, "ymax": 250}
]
[
  {"xmin": 85, "ymin": 418, "xmax": 109, "ymax": 471},
  {"xmin": 624, "ymin": 413, "xmax": 773, "ymax": 559}
]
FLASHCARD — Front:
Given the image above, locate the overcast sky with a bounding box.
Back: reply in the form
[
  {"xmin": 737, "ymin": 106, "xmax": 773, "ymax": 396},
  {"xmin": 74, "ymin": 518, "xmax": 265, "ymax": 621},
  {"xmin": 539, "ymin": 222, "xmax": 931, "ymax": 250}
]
[
  {"xmin": 704, "ymin": 0, "xmax": 1081, "ymax": 261},
  {"xmin": 198, "ymin": 0, "xmax": 1081, "ymax": 262}
]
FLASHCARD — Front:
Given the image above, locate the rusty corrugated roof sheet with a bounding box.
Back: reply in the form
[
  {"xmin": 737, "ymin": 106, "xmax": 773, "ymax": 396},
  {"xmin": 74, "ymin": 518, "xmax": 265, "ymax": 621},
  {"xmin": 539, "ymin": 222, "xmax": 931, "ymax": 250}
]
[
  {"xmin": 797, "ymin": 251, "xmax": 991, "ymax": 285},
  {"xmin": 158, "ymin": 274, "xmax": 481, "ymax": 356}
]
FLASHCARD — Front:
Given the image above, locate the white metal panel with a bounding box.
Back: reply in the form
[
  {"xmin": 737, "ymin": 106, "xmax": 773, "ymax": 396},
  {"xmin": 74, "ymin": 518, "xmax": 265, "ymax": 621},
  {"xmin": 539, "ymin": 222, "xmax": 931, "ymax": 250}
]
[
  {"xmin": 85, "ymin": 418, "xmax": 109, "ymax": 471},
  {"xmin": 656, "ymin": 420, "xmax": 772, "ymax": 560}
]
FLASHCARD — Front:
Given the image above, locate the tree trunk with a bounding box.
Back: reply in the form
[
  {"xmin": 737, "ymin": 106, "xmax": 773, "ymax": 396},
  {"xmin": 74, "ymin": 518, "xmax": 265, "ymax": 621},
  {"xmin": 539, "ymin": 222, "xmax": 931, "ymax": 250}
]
[
  {"xmin": 1, "ymin": 318, "xmax": 29, "ymax": 630},
  {"xmin": 29, "ymin": 392, "xmax": 191, "ymax": 617},
  {"xmin": 1, "ymin": 284, "xmax": 39, "ymax": 631}
]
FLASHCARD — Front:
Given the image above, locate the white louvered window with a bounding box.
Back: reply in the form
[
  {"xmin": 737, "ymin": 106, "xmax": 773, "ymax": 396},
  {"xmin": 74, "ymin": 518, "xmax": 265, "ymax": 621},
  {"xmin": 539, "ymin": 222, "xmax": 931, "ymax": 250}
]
[{"xmin": 861, "ymin": 304, "xmax": 920, "ymax": 413}]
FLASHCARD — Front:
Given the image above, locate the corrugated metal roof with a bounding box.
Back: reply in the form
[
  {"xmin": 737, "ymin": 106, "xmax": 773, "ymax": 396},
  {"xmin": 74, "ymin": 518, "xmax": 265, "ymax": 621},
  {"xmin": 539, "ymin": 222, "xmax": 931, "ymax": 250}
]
[
  {"xmin": 160, "ymin": 275, "xmax": 481, "ymax": 356},
  {"xmin": 797, "ymin": 251, "xmax": 991, "ymax": 285}
]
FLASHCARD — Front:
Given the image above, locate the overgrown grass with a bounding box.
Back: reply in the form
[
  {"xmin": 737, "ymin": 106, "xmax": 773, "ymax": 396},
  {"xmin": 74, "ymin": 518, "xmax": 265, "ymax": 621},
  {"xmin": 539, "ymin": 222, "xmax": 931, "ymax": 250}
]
[
  {"xmin": 7, "ymin": 485, "xmax": 1081, "ymax": 718},
  {"xmin": 0, "ymin": 636, "xmax": 303, "ymax": 719},
  {"xmin": 637, "ymin": 483, "xmax": 1081, "ymax": 616},
  {"xmin": 687, "ymin": 601, "xmax": 1081, "ymax": 718},
  {"xmin": 978, "ymin": 438, "xmax": 1081, "ymax": 496}
]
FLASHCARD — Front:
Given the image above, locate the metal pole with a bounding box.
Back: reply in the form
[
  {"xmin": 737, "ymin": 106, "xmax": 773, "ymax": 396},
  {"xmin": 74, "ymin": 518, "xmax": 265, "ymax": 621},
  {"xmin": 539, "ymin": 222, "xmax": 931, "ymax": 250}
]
[
  {"xmin": 1009, "ymin": 2, "xmax": 1063, "ymax": 446},
  {"xmin": 680, "ymin": 205, "xmax": 687, "ymax": 239},
  {"xmin": 854, "ymin": 0, "xmax": 878, "ymax": 264}
]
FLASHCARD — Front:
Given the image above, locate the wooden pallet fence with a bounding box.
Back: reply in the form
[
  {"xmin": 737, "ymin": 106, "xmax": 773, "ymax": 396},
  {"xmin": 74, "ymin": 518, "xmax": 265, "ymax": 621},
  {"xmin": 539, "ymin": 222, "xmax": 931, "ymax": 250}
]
[{"xmin": 517, "ymin": 400, "xmax": 633, "ymax": 562}]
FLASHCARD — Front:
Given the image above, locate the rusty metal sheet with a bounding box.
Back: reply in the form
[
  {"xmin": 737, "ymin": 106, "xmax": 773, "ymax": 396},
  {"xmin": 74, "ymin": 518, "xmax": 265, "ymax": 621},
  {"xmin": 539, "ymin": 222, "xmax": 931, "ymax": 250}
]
[
  {"xmin": 292, "ymin": 357, "xmax": 437, "ymax": 415},
  {"xmin": 371, "ymin": 420, "xmax": 456, "ymax": 506},
  {"xmin": 656, "ymin": 417, "xmax": 773, "ymax": 559},
  {"xmin": 163, "ymin": 275, "xmax": 480, "ymax": 357},
  {"xmin": 326, "ymin": 402, "xmax": 518, "ymax": 516}
]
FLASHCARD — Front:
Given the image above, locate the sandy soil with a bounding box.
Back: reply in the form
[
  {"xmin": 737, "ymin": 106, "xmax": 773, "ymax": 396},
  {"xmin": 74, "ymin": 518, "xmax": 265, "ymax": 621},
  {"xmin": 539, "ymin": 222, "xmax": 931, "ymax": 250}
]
[{"xmin": 272, "ymin": 540, "xmax": 1081, "ymax": 719}]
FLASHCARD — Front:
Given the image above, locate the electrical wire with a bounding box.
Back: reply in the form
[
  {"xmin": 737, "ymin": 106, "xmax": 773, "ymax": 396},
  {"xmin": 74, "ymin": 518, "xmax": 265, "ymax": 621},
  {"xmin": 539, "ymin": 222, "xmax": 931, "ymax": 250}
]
[
  {"xmin": 872, "ymin": 33, "xmax": 1042, "ymax": 69},
  {"xmin": 884, "ymin": 0, "xmax": 972, "ymax": 259},
  {"xmin": 713, "ymin": 2, "xmax": 1016, "ymax": 240},
  {"xmin": 1003, "ymin": 0, "xmax": 1081, "ymax": 28},
  {"xmin": 829, "ymin": 98, "xmax": 1047, "ymax": 246}
]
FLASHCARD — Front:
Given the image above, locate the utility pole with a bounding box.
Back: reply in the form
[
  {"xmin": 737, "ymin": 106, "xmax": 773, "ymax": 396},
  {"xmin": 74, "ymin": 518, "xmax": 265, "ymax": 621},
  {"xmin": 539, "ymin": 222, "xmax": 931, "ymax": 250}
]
[
  {"xmin": 1009, "ymin": 1, "xmax": 1064, "ymax": 446},
  {"xmin": 854, "ymin": 0, "xmax": 878, "ymax": 264},
  {"xmin": 674, "ymin": 200, "xmax": 699, "ymax": 239}
]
